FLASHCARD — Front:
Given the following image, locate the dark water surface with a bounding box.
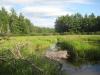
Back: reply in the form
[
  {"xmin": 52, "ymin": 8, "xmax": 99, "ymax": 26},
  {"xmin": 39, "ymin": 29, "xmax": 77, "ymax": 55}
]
[{"xmin": 61, "ymin": 61, "xmax": 100, "ymax": 75}]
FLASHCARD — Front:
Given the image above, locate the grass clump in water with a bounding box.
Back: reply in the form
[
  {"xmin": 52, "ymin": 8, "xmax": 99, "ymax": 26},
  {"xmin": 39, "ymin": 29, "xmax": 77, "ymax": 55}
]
[{"xmin": 57, "ymin": 36, "xmax": 100, "ymax": 61}]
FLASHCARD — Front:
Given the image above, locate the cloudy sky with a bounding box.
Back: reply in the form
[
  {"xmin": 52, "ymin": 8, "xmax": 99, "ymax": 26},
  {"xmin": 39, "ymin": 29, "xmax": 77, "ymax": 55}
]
[{"xmin": 0, "ymin": 0, "xmax": 100, "ymax": 28}]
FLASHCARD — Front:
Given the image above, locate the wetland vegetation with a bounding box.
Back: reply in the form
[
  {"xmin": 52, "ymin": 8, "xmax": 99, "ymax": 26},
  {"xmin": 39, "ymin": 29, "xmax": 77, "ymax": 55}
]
[
  {"xmin": 0, "ymin": 6, "xmax": 100, "ymax": 75},
  {"xmin": 0, "ymin": 35, "xmax": 100, "ymax": 75}
]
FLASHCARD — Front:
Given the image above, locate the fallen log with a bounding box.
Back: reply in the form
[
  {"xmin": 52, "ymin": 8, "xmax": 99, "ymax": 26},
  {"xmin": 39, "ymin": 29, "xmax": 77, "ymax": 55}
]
[{"xmin": 45, "ymin": 51, "xmax": 69, "ymax": 61}]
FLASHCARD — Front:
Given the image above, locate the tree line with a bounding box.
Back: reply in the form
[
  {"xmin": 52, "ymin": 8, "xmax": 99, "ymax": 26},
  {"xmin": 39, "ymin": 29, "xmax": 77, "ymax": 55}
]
[
  {"xmin": 55, "ymin": 13, "xmax": 100, "ymax": 33},
  {"xmin": 0, "ymin": 7, "xmax": 33, "ymax": 34},
  {"xmin": 0, "ymin": 7, "xmax": 54, "ymax": 35},
  {"xmin": 1, "ymin": 7, "xmax": 99, "ymax": 35}
]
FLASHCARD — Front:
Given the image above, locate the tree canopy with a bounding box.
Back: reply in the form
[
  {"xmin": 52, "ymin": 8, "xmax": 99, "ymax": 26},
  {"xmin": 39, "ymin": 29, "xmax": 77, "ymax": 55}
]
[
  {"xmin": 55, "ymin": 13, "xmax": 100, "ymax": 33},
  {"xmin": 0, "ymin": 7, "xmax": 54, "ymax": 35},
  {"xmin": 0, "ymin": 7, "xmax": 33, "ymax": 35}
]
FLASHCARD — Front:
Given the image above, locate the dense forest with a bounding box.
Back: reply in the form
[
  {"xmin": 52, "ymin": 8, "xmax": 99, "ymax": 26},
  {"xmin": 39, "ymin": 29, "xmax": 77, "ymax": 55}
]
[
  {"xmin": 55, "ymin": 13, "xmax": 100, "ymax": 33},
  {"xmin": 0, "ymin": 7, "xmax": 100, "ymax": 35},
  {"xmin": 0, "ymin": 7, "xmax": 54, "ymax": 35}
]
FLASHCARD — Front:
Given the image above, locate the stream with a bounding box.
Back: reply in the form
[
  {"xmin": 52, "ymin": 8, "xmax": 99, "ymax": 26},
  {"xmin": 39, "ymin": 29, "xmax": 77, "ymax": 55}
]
[{"xmin": 46, "ymin": 44, "xmax": 100, "ymax": 75}]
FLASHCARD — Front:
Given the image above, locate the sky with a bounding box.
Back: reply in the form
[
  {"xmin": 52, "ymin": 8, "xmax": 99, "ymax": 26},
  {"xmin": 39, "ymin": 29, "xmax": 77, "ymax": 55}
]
[{"xmin": 0, "ymin": 0, "xmax": 100, "ymax": 28}]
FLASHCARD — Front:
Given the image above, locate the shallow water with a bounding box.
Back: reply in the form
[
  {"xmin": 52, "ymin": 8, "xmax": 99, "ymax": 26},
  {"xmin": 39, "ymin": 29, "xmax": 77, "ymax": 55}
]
[
  {"xmin": 48, "ymin": 44, "xmax": 100, "ymax": 75},
  {"xmin": 61, "ymin": 61, "xmax": 100, "ymax": 75}
]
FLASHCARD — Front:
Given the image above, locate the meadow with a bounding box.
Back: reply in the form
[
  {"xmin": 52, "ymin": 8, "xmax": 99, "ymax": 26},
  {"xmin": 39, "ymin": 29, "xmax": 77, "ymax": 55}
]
[
  {"xmin": 57, "ymin": 35, "xmax": 100, "ymax": 62},
  {"xmin": 0, "ymin": 35, "xmax": 100, "ymax": 75}
]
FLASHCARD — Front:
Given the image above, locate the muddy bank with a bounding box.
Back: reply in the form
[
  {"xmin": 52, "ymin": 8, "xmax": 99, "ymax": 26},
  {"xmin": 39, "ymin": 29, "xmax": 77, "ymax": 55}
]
[
  {"xmin": 45, "ymin": 43, "xmax": 69, "ymax": 62},
  {"xmin": 45, "ymin": 51, "xmax": 68, "ymax": 61}
]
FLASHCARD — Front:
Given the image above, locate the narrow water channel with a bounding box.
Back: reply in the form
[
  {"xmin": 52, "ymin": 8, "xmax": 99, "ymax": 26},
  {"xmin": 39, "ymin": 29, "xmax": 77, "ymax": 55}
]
[{"xmin": 46, "ymin": 44, "xmax": 100, "ymax": 75}]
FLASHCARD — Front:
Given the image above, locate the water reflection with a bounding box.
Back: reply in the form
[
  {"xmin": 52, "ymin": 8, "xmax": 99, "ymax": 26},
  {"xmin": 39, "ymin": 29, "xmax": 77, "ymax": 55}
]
[{"xmin": 60, "ymin": 60, "xmax": 100, "ymax": 75}]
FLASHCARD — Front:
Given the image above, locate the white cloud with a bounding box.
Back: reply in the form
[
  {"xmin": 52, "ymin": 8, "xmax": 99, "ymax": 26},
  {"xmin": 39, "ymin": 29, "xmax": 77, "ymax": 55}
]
[
  {"xmin": 0, "ymin": 0, "xmax": 93, "ymax": 28},
  {"xmin": 0, "ymin": 0, "xmax": 92, "ymax": 6},
  {"xmin": 18, "ymin": 0, "xmax": 92, "ymax": 5},
  {"xmin": 31, "ymin": 17, "xmax": 55, "ymax": 28},
  {"xmin": 20, "ymin": 5, "xmax": 73, "ymax": 28},
  {"xmin": 21, "ymin": 6, "xmax": 73, "ymax": 17}
]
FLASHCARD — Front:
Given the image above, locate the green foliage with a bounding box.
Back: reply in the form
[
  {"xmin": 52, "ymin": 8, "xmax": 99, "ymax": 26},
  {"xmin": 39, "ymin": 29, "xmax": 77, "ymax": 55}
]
[
  {"xmin": 57, "ymin": 35, "xmax": 100, "ymax": 61},
  {"xmin": 55, "ymin": 16, "xmax": 68, "ymax": 33},
  {"xmin": 55, "ymin": 13, "xmax": 100, "ymax": 33},
  {"xmin": 0, "ymin": 36, "xmax": 61, "ymax": 75},
  {"xmin": 0, "ymin": 7, "xmax": 33, "ymax": 35},
  {"xmin": 0, "ymin": 35, "xmax": 100, "ymax": 75},
  {"xmin": 0, "ymin": 7, "xmax": 55, "ymax": 35}
]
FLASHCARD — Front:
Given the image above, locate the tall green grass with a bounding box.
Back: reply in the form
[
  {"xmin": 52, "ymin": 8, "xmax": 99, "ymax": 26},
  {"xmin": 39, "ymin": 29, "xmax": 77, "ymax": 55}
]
[
  {"xmin": 0, "ymin": 36, "xmax": 63, "ymax": 75},
  {"xmin": 57, "ymin": 35, "xmax": 100, "ymax": 61},
  {"xmin": 0, "ymin": 35, "xmax": 100, "ymax": 75}
]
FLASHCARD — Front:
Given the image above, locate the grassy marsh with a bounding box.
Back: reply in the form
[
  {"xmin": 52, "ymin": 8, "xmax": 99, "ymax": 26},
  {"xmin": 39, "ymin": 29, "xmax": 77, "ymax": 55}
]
[{"xmin": 0, "ymin": 35, "xmax": 100, "ymax": 75}]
